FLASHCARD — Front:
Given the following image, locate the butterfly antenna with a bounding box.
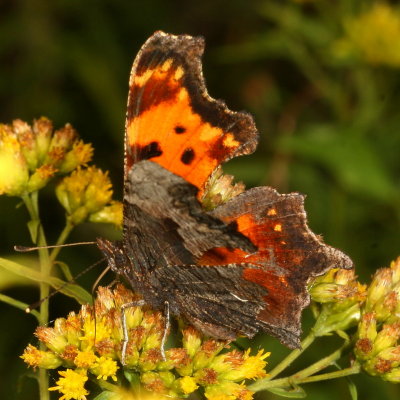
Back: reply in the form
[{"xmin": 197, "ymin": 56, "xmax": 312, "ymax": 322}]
[
  {"xmin": 91, "ymin": 265, "xmax": 112, "ymax": 295},
  {"xmin": 25, "ymin": 258, "xmax": 106, "ymax": 313},
  {"xmin": 15, "ymin": 241, "xmax": 97, "ymax": 252}
]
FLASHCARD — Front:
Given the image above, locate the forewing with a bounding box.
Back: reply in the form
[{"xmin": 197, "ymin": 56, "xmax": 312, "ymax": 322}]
[{"xmin": 125, "ymin": 31, "xmax": 258, "ymax": 196}]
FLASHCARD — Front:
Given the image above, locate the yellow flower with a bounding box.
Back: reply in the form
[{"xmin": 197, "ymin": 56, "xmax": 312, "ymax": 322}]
[
  {"xmin": 214, "ymin": 349, "xmax": 269, "ymax": 381},
  {"xmin": 49, "ymin": 369, "xmax": 89, "ymax": 400},
  {"xmin": 22, "ymin": 285, "xmax": 271, "ymax": 398},
  {"xmin": 334, "ymin": 4, "xmax": 400, "ymax": 67},
  {"xmin": 56, "ymin": 166, "xmax": 114, "ymax": 225},
  {"xmin": 177, "ymin": 375, "xmax": 199, "ymax": 394},
  {"xmin": 79, "ymin": 313, "xmax": 112, "ymax": 350},
  {"xmin": 238, "ymin": 349, "xmax": 269, "ymax": 380},
  {"xmin": 90, "ymin": 356, "xmax": 119, "ymax": 381},
  {"xmin": 74, "ymin": 351, "xmax": 97, "ymax": 369}
]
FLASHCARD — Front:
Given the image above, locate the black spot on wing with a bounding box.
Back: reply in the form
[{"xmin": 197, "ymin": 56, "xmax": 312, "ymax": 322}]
[
  {"xmin": 174, "ymin": 125, "xmax": 186, "ymax": 134},
  {"xmin": 181, "ymin": 148, "xmax": 195, "ymax": 165},
  {"xmin": 134, "ymin": 141, "xmax": 163, "ymax": 161}
]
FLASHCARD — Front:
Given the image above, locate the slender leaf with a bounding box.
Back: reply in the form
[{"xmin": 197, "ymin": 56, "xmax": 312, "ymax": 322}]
[
  {"xmin": 0, "ymin": 293, "xmax": 40, "ymax": 320},
  {"xmin": 0, "ymin": 257, "xmax": 92, "ymax": 304}
]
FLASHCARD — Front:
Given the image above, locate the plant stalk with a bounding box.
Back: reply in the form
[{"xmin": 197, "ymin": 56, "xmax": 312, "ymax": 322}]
[{"xmin": 266, "ymin": 330, "xmax": 316, "ymax": 380}]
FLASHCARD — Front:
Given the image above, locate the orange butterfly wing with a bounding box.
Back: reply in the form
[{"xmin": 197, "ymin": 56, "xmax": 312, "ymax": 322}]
[{"xmin": 125, "ymin": 31, "xmax": 257, "ymax": 196}]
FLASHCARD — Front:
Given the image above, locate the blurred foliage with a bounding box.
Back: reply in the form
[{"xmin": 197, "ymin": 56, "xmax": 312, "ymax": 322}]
[{"xmin": 0, "ymin": 0, "xmax": 399, "ymax": 399}]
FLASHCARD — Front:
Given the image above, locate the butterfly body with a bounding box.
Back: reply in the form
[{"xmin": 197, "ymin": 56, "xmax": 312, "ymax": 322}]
[{"xmin": 98, "ymin": 31, "xmax": 352, "ymax": 349}]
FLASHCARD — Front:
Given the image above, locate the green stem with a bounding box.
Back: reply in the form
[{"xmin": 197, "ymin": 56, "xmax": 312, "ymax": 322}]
[
  {"xmin": 266, "ymin": 330, "xmax": 316, "ymax": 380},
  {"xmin": 50, "ymin": 221, "xmax": 74, "ymax": 263},
  {"xmin": 295, "ymin": 364, "xmax": 361, "ymax": 384},
  {"xmin": 22, "ymin": 192, "xmax": 51, "ymax": 400},
  {"xmin": 249, "ymin": 364, "xmax": 361, "ymax": 391},
  {"xmin": 292, "ymin": 339, "xmax": 350, "ymax": 380},
  {"xmin": 29, "ymin": 191, "xmax": 51, "ymax": 326}
]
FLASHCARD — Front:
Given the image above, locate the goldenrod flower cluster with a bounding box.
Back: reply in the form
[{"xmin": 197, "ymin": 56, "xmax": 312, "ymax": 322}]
[
  {"xmin": 354, "ymin": 257, "xmax": 400, "ymax": 382},
  {"xmin": 21, "ymin": 285, "xmax": 269, "ymax": 400},
  {"xmin": 0, "ymin": 118, "xmax": 93, "ymax": 196},
  {"xmin": 334, "ymin": 4, "xmax": 400, "ymax": 67},
  {"xmin": 56, "ymin": 167, "xmax": 122, "ymax": 227},
  {"xmin": 0, "ymin": 117, "xmax": 122, "ymax": 228},
  {"xmin": 310, "ymin": 257, "xmax": 400, "ymax": 382}
]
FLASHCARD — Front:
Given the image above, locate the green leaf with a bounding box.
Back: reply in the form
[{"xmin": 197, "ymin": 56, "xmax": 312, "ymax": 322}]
[
  {"xmin": 0, "ymin": 257, "xmax": 92, "ymax": 305},
  {"xmin": 266, "ymin": 385, "xmax": 307, "ymax": 398},
  {"xmin": 0, "ymin": 293, "xmax": 40, "ymax": 321},
  {"xmin": 27, "ymin": 219, "xmax": 40, "ymax": 243}
]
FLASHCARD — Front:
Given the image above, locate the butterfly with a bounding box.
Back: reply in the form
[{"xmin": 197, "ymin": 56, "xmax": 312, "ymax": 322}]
[{"xmin": 97, "ymin": 31, "xmax": 352, "ymax": 351}]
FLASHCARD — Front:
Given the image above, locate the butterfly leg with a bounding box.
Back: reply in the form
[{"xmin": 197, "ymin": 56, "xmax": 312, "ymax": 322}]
[
  {"xmin": 160, "ymin": 300, "xmax": 170, "ymax": 361},
  {"xmin": 121, "ymin": 300, "xmax": 146, "ymax": 365}
]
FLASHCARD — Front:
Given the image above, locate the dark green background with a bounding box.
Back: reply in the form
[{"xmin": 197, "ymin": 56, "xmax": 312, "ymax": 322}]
[{"xmin": 0, "ymin": 0, "xmax": 399, "ymax": 399}]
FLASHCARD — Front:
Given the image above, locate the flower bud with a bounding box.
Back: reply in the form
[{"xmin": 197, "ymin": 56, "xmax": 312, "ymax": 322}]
[
  {"xmin": 35, "ymin": 326, "xmax": 69, "ymax": 354},
  {"xmin": 89, "ymin": 200, "xmax": 123, "ymax": 228},
  {"xmin": 182, "ymin": 327, "xmax": 202, "ymax": 358},
  {"xmin": 371, "ymin": 323, "xmax": 400, "ymax": 355},
  {"xmin": 45, "ymin": 124, "xmax": 77, "ymax": 167},
  {"xmin": 58, "ymin": 140, "xmax": 93, "ymax": 174},
  {"xmin": 12, "ymin": 119, "xmax": 38, "ymax": 171},
  {"xmin": 27, "ymin": 164, "xmax": 57, "ymax": 192},
  {"xmin": 383, "ymin": 367, "xmax": 400, "ymax": 382},
  {"xmin": 201, "ymin": 166, "xmax": 245, "ymax": 210},
  {"xmin": 20, "ymin": 344, "xmax": 62, "ymax": 369},
  {"xmin": 192, "ymin": 339, "xmax": 227, "ymax": 371},
  {"xmin": 33, "ymin": 117, "xmax": 52, "ymax": 163},
  {"xmin": 365, "ymin": 269, "xmax": 393, "ymax": 312},
  {"xmin": 140, "ymin": 371, "xmax": 168, "ymax": 394}
]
